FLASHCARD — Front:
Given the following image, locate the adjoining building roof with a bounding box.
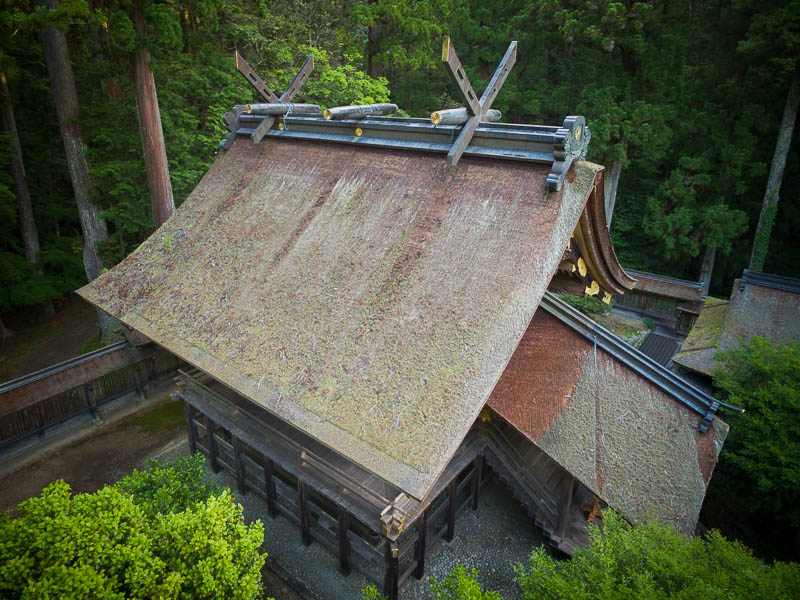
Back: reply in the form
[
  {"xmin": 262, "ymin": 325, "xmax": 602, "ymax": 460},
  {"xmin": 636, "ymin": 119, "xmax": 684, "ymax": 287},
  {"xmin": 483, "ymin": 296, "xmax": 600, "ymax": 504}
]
[
  {"xmin": 79, "ymin": 137, "xmax": 602, "ymax": 500},
  {"xmin": 638, "ymin": 331, "xmax": 680, "ymax": 367},
  {"xmin": 487, "ymin": 293, "xmax": 731, "ymax": 534},
  {"xmin": 626, "ymin": 269, "xmax": 705, "ymax": 303},
  {"xmin": 673, "ymin": 271, "xmax": 800, "ymax": 377}
]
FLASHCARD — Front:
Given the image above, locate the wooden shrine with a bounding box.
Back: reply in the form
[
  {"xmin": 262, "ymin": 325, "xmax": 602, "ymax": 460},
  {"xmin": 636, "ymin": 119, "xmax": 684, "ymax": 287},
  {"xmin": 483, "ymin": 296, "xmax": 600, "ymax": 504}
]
[{"xmin": 79, "ymin": 39, "xmax": 738, "ymax": 599}]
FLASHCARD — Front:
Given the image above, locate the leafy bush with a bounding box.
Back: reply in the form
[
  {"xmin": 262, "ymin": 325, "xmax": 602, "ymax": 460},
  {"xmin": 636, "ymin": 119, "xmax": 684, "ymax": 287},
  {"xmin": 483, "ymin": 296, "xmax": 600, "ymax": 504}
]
[
  {"xmin": 515, "ymin": 510, "xmax": 800, "ymax": 600},
  {"xmin": 429, "ymin": 565, "xmax": 502, "ymax": 600},
  {"xmin": 558, "ymin": 293, "xmax": 611, "ymax": 316},
  {"xmin": 361, "ymin": 565, "xmax": 501, "ymax": 600},
  {"xmin": 116, "ymin": 452, "xmax": 222, "ymax": 517},
  {"xmin": 0, "ymin": 457, "xmax": 266, "ymax": 599}
]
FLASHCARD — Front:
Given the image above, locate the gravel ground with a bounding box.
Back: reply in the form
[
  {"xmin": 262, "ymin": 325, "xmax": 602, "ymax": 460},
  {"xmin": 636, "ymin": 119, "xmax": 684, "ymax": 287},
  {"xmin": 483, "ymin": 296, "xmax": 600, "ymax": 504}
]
[{"xmin": 159, "ymin": 440, "xmax": 551, "ymax": 599}]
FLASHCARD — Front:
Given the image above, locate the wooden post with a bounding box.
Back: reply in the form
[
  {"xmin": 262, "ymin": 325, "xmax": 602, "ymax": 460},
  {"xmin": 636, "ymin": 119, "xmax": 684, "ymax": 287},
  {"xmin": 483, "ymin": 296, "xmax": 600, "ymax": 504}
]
[
  {"xmin": 133, "ymin": 364, "xmax": 146, "ymax": 401},
  {"xmin": 337, "ymin": 506, "xmax": 351, "ymax": 575},
  {"xmin": 470, "ymin": 455, "xmax": 484, "ymax": 511},
  {"xmin": 183, "ymin": 400, "xmax": 197, "ymax": 455},
  {"xmin": 232, "ymin": 435, "xmax": 247, "ymax": 494},
  {"xmin": 383, "ymin": 540, "xmax": 399, "ymax": 600},
  {"xmin": 298, "ymin": 481, "xmax": 311, "ymax": 546},
  {"xmin": 556, "ymin": 475, "xmax": 575, "ymax": 542},
  {"xmin": 86, "ymin": 383, "xmax": 98, "ymax": 419},
  {"xmin": 206, "ymin": 415, "xmax": 220, "ymax": 473},
  {"xmin": 413, "ymin": 509, "xmax": 427, "ymax": 580},
  {"xmin": 263, "ymin": 456, "xmax": 278, "ymax": 517},
  {"xmin": 445, "ymin": 479, "xmax": 457, "ymax": 542}
]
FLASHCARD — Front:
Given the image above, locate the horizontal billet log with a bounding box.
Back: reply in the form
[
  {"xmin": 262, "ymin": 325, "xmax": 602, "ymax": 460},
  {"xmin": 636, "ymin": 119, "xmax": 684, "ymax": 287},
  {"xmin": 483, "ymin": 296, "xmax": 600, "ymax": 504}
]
[
  {"xmin": 246, "ymin": 102, "xmax": 320, "ymax": 115},
  {"xmin": 431, "ymin": 107, "xmax": 501, "ymax": 125},
  {"xmin": 324, "ymin": 103, "xmax": 398, "ymax": 120}
]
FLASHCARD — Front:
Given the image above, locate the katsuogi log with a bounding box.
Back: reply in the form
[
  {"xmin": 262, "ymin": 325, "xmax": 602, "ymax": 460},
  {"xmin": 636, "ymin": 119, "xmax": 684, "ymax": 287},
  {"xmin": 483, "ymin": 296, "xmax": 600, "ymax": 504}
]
[
  {"xmin": 323, "ymin": 103, "xmax": 398, "ymax": 120},
  {"xmin": 431, "ymin": 107, "xmax": 501, "ymax": 125},
  {"xmin": 246, "ymin": 102, "xmax": 321, "ymax": 115}
]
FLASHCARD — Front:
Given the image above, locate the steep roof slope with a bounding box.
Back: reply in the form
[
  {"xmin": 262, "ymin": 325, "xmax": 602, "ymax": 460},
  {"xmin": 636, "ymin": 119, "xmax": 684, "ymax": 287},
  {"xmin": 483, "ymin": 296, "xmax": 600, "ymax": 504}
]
[
  {"xmin": 79, "ymin": 137, "xmax": 601, "ymax": 499},
  {"xmin": 488, "ymin": 294, "xmax": 729, "ymax": 534}
]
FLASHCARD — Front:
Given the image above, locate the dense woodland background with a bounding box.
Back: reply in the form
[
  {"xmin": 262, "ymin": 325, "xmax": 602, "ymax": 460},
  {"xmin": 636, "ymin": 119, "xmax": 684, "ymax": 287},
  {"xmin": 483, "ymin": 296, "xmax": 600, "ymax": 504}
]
[{"xmin": 0, "ymin": 0, "xmax": 798, "ymax": 321}]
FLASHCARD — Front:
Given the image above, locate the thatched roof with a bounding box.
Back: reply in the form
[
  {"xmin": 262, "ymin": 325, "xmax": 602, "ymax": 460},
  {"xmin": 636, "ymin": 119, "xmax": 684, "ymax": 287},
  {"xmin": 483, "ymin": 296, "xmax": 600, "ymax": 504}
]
[
  {"xmin": 79, "ymin": 137, "xmax": 601, "ymax": 499},
  {"xmin": 673, "ymin": 273, "xmax": 800, "ymax": 377},
  {"xmin": 488, "ymin": 297, "xmax": 728, "ymax": 534}
]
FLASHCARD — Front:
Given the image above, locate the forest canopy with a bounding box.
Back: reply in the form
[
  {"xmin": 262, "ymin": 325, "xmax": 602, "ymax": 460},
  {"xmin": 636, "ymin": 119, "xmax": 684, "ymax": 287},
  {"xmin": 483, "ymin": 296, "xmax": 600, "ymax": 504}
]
[{"xmin": 1, "ymin": 0, "xmax": 798, "ymax": 323}]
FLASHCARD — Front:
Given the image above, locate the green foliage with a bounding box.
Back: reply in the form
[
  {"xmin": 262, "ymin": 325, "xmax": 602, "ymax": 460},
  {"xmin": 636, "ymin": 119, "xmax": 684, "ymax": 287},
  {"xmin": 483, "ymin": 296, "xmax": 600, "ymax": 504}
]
[
  {"xmin": 0, "ymin": 458, "xmax": 266, "ymax": 599},
  {"xmin": 711, "ymin": 336, "xmax": 800, "ymax": 553},
  {"xmin": 361, "ymin": 585, "xmax": 387, "ymax": 600},
  {"xmin": 429, "ymin": 564, "xmax": 502, "ymax": 600},
  {"xmin": 515, "ymin": 510, "xmax": 800, "ymax": 600},
  {"xmin": 116, "ymin": 452, "xmax": 222, "ymax": 518},
  {"xmin": 559, "ymin": 293, "xmax": 610, "ymax": 317}
]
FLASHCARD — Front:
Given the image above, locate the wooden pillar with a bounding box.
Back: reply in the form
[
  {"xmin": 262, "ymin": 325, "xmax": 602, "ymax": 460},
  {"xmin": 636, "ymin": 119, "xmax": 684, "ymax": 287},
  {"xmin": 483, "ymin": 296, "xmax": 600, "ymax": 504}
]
[
  {"xmin": 556, "ymin": 475, "xmax": 575, "ymax": 541},
  {"xmin": 86, "ymin": 383, "xmax": 98, "ymax": 419},
  {"xmin": 262, "ymin": 456, "xmax": 278, "ymax": 517},
  {"xmin": 206, "ymin": 416, "xmax": 220, "ymax": 473},
  {"xmin": 383, "ymin": 540, "xmax": 399, "ymax": 600},
  {"xmin": 232, "ymin": 436, "xmax": 247, "ymax": 494},
  {"xmin": 470, "ymin": 455, "xmax": 484, "ymax": 511},
  {"xmin": 298, "ymin": 481, "xmax": 311, "ymax": 546},
  {"xmin": 337, "ymin": 506, "xmax": 351, "ymax": 575},
  {"xmin": 413, "ymin": 509, "xmax": 427, "ymax": 580},
  {"xmin": 183, "ymin": 400, "xmax": 197, "ymax": 455},
  {"xmin": 133, "ymin": 364, "xmax": 146, "ymax": 401},
  {"xmin": 445, "ymin": 479, "xmax": 457, "ymax": 542}
]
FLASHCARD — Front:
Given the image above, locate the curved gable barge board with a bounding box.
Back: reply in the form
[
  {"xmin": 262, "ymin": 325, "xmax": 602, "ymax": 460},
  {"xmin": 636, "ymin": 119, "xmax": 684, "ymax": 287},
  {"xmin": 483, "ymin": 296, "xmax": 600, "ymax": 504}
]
[
  {"xmin": 571, "ymin": 172, "xmax": 637, "ymax": 295},
  {"xmin": 625, "ymin": 269, "xmax": 705, "ymax": 303},
  {"xmin": 77, "ymin": 138, "xmax": 602, "ymax": 500}
]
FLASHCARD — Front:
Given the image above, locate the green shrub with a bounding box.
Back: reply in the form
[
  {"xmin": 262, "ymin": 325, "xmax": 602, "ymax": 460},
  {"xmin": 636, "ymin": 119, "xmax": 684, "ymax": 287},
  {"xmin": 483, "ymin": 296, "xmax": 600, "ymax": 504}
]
[
  {"xmin": 559, "ymin": 293, "xmax": 611, "ymax": 316},
  {"xmin": 116, "ymin": 452, "xmax": 221, "ymax": 517},
  {"xmin": 711, "ymin": 336, "xmax": 800, "ymax": 557},
  {"xmin": 514, "ymin": 510, "xmax": 800, "ymax": 600},
  {"xmin": 430, "ymin": 565, "xmax": 502, "ymax": 599},
  {"xmin": 0, "ymin": 458, "xmax": 266, "ymax": 599}
]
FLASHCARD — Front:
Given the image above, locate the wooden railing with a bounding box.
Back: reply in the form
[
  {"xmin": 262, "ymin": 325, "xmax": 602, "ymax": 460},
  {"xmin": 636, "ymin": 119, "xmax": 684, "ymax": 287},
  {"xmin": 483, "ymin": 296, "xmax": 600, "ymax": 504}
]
[{"xmin": 0, "ymin": 341, "xmax": 185, "ymax": 450}]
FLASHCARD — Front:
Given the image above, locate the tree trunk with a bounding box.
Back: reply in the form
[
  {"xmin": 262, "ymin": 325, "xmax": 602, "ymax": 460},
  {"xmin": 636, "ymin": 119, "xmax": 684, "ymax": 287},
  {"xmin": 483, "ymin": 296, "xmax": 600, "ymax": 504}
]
[
  {"xmin": 748, "ymin": 70, "xmax": 800, "ymax": 272},
  {"xmin": 367, "ymin": 20, "xmax": 384, "ymax": 78},
  {"xmin": 604, "ymin": 158, "xmax": 622, "ymax": 227},
  {"xmin": 699, "ymin": 245, "xmax": 716, "ymax": 297},
  {"xmin": 131, "ymin": 0, "xmax": 175, "ymax": 230},
  {"xmin": 0, "ymin": 315, "xmax": 11, "ymax": 339},
  {"xmin": 38, "ymin": 0, "xmax": 108, "ymax": 283},
  {"xmin": 1, "ymin": 73, "xmax": 55, "ymax": 318}
]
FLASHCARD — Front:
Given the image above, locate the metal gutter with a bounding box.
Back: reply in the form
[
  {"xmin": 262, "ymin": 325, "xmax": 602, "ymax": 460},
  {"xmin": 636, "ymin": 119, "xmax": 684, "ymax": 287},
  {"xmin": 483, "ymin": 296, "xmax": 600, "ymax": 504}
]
[
  {"xmin": 231, "ymin": 114, "xmax": 589, "ymax": 191},
  {"xmin": 539, "ymin": 292, "xmax": 743, "ymax": 431},
  {"xmin": 741, "ymin": 269, "xmax": 800, "ymax": 294},
  {"xmin": 0, "ymin": 340, "xmax": 131, "ymax": 394}
]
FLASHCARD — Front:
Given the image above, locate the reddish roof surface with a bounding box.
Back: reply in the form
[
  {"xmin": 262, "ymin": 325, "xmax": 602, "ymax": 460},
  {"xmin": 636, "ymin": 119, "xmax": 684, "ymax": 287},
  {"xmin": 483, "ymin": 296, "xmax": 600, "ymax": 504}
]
[
  {"xmin": 488, "ymin": 309, "xmax": 727, "ymax": 533},
  {"xmin": 79, "ymin": 137, "xmax": 601, "ymax": 499}
]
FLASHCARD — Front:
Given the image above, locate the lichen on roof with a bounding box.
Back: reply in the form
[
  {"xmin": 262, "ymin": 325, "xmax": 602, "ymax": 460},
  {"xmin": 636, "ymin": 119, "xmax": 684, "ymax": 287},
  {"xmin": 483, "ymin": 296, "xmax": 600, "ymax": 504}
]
[{"xmin": 79, "ymin": 137, "xmax": 600, "ymax": 499}]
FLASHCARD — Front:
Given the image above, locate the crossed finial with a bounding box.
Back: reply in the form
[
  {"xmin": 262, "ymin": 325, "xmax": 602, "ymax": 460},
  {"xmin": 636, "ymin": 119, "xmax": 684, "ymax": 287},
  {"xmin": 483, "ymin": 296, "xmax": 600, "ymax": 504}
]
[
  {"xmin": 440, "ymin": 37, "xmax": 517, "ymax": 167},
  {"xmin": 221, "ymin": 52, "xmax": 315, "ymax": 149}
]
